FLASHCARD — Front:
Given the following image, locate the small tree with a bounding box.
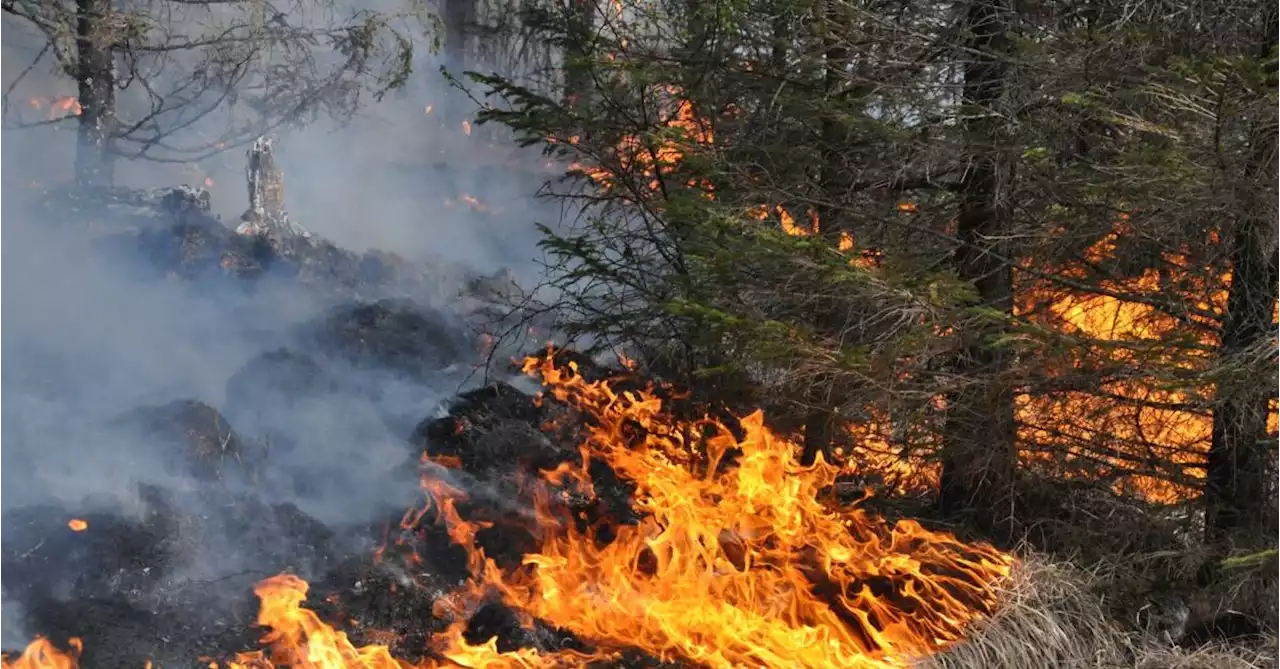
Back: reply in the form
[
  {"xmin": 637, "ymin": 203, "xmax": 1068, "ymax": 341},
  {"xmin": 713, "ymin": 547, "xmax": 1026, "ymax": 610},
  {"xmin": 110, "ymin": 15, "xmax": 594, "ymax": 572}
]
[
  {"xmin": 471, "ymin": 0, "xmax": 992, "ymax": 455},
  {"xmin": 2, "ymin": 0, "xmax": 418, "ymax": 187}
]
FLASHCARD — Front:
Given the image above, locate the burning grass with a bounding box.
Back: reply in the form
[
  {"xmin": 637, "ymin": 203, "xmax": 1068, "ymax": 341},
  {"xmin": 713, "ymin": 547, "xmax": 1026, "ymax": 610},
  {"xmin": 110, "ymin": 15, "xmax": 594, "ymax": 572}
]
[{"xmin": 8, "ymin": 557, "xmax": 1275, "ymax": 669}]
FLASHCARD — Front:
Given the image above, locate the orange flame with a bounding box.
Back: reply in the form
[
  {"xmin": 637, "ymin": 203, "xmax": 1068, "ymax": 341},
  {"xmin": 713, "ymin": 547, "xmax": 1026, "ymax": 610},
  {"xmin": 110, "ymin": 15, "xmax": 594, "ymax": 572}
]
[
  {"xmin": 1015, "ymin": 220, "xmax": 1278, "ymax": 502},
  {"xmin": 563, "ymin": 88, "xmax": 713, "ymax": 201},
  {"xmin": 27, "ymin": 96, "xmax": 82, "ymax": 119},
  {"xmin": 459, "ymin": 194, "xmax": 488, "ymax": 213},
  {"xmin": 3, "ymin": 354, "xmax": 1012, "ymax": 668},
  {"xmin": 1, "ymin": 637, "xmax": 82, "ymax": 669},
  {"xmin": 67, "ymin": 518, "xmax": 88, "ymax": 532},
  {"xmin": 400, "ymin": 353, "xmax": 1012, "ymax": 667},
  {"xmin": 462, "ymin": 121, "xmax": 472, "ymax": 136}
]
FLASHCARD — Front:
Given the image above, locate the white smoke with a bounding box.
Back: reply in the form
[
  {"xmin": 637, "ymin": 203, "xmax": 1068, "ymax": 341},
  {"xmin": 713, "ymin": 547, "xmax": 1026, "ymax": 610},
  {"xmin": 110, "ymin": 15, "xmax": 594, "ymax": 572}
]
[{"xmin": 0, "ymin": 0, "xmax": 566, "ymax": 653}]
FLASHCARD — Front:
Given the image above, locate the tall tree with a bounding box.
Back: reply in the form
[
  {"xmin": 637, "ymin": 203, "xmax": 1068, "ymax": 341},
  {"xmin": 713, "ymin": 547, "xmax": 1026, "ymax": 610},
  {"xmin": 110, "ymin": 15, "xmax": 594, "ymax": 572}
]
[
  {"xmin": 2, "ymin": 0, "xmax": 416, "ymax": 187},
  {"xmin": 800, "ymin": 0, "xmax": 855, "ymax": 465},
  {"xmin": 72, "ymin": 0, "xmax": 116, "ymax": 186},
  {"xmin": 937, "ymin": 0, "xmax": 1018, "ymax": 534}
]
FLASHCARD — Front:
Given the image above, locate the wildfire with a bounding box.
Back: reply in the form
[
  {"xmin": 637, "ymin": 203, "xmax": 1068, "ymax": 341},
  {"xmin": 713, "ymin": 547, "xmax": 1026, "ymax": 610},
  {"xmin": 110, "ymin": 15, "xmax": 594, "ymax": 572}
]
[
  {"xmin": 3, "ymin": 353, "xmax": 1013, "ymax": 668},
  {"xmin": 221, "ymin": 575, "xmax": 584, "ymax": 668},
  {"xmin": 0, "ymin": 637, "xmax": 81, "ymax": 669},
  {"xmin": 1013, "ymin": 220, "xmax": 1277, "ymax": 503},
  {"xmin": 27, "ymin": 96, "xmax": 82, "ymax": 119},
  {"xmin": 401, "ymin": 353, "xmax": 1013, "ymax": 667},
  {"xmin": 552, "ymin": 76, "xmax": 1265, "ymax": 504},
  {"xmin": 67, "ymin": 518, "xmax": 88, "ymax": 532},
  {"xmin": 565, "ymin": 88, "xmax": 713, "ymax": 198}
]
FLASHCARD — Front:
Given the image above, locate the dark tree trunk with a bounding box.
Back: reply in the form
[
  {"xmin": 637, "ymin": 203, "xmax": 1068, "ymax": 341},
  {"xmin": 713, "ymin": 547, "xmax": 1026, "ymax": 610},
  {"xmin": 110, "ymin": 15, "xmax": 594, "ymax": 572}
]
[
  {"xmin": 74, "ymin": 0, "xmax": 116, "ymax": 188},
  {"xmin": 799, "ymin": 0, "xmax": 854, "ymax": 466},
  {"xmin": 442, "ymin": 0, "xmax": 477, "ymax": 126},
  {"xmin": 769, "ymin": 1, "xmax": 791, "ymax": 73},
  {"xmin": 938, "ymin": 0, "xmax": 1017, "ymax": 536},
  {"xmin": 1205, "ymin": 212, "xmax": 1279, "ymax": 548},
  {"xmin": 1204, "ymin": 51, "xmax": 1279, "ymax": 548}
]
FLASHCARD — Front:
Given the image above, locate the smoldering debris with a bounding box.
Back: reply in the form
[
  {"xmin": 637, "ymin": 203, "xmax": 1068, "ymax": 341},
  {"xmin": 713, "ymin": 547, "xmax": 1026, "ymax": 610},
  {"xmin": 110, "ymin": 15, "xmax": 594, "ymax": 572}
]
[
  {"xmin": 0, "ymin": 346, "xmax": 683, "ymax": 666},
  {"xmin": 72, "ymin": 180, "xmax": 469, "ymax": 301},
  {"xmin": 1, "ymin": 133, "xmax": 677, "ymax": 666},
  {"xmin": 298, "ymin": 299, "xmax": 474, "ymax": 384},
  {"xmin": 109, "ymin": 400, "xmax": 257, "ymax": 484},
  {"xmin": 35, "ymin": 144, "xmax": 510, "ymax": 307},
  {"xmin": 0, "ymin": 483, "xmax": 329, "ymax": 667}
]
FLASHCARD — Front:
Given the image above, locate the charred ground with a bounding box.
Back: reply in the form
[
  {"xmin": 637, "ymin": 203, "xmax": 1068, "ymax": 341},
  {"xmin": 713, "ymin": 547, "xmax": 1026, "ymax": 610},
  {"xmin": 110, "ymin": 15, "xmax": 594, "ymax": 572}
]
[{"xmin": 0, "ymin": 172, "xmax": 678, "ymax": 666}]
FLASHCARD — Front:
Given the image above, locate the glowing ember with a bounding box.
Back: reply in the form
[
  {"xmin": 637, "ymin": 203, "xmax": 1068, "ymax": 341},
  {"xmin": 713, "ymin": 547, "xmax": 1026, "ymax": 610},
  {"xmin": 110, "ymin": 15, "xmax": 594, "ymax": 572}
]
[
  {"xmin": 460, "ymin": 194, "xmax": 488, "ymax": 212},
  {"xmin": 67, "ymin": 518, "xmax": 88, "ymax": 532}
]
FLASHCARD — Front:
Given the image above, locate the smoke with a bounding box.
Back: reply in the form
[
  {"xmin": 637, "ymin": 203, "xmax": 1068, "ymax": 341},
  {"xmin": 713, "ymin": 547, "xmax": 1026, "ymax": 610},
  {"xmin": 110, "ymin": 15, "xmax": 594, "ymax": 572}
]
[{"xmin": 0, "ymin": 1, "xmax": 566, "ymax": 653}]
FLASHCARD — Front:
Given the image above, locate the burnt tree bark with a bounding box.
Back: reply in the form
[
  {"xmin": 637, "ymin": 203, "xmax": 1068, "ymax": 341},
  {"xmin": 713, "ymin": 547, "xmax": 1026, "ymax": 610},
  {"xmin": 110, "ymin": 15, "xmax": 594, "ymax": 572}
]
[
  {"xmin": 74, "ymin": 0, "xmax": 117, "ymax": 188},
  {"xmin": 938, "ymin": 0, "xmax": 1017, "ymax": 535},
  {"xmin": 1204, "ymin": 41, "xmax": 1279, "ymax": 548}
]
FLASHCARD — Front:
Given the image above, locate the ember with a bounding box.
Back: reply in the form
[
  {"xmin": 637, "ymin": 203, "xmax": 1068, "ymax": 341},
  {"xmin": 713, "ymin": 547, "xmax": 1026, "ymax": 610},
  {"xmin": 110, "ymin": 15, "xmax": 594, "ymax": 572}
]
[{"xmin": 67, "ymin": 518, "xmax": 88, "ymax": 532}]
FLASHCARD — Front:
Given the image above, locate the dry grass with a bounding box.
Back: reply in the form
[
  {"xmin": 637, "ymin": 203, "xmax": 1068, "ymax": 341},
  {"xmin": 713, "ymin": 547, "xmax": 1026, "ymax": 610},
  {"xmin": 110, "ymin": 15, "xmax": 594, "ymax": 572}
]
[
  {"xmin": 1131, "ymin": 642, "xmax": 1280, "ymax": 669},
  {"xmin": 920, "ymin": 555, "xmax": 1279, "ymax": 669}
]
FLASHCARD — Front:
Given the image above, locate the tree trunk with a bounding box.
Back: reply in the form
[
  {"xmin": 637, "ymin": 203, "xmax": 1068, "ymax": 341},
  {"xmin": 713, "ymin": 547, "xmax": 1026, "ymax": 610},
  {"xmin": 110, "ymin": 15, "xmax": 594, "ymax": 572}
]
[
  {"xmin": 74, "ymin": 0, "xmax": 116, "ymax": 188},
  {"xmin": 1205, "ymin": 210, "xmax": 1279, "ymax": 549},
  {"xmin": 799, "ymin": 0, "xmax": 853, "ymax": 466},
  {"xmin": 769, "ymin": 1, "xmax": 791, "ymax": 73},
  {"xmin": 1204, "ymin": 54, "xmax": 1279, "ymax": 548},
  {"xmin": 938, "ymin": 0, "xmax": 1017, "ymax": 536}
]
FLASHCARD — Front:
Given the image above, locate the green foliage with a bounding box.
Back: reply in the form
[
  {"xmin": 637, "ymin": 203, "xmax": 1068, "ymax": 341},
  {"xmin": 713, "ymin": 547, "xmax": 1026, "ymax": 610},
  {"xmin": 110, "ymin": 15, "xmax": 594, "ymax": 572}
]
[{"xmin": 470, "ymin": 0, "xmax": 1276, "ymax": 533}]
